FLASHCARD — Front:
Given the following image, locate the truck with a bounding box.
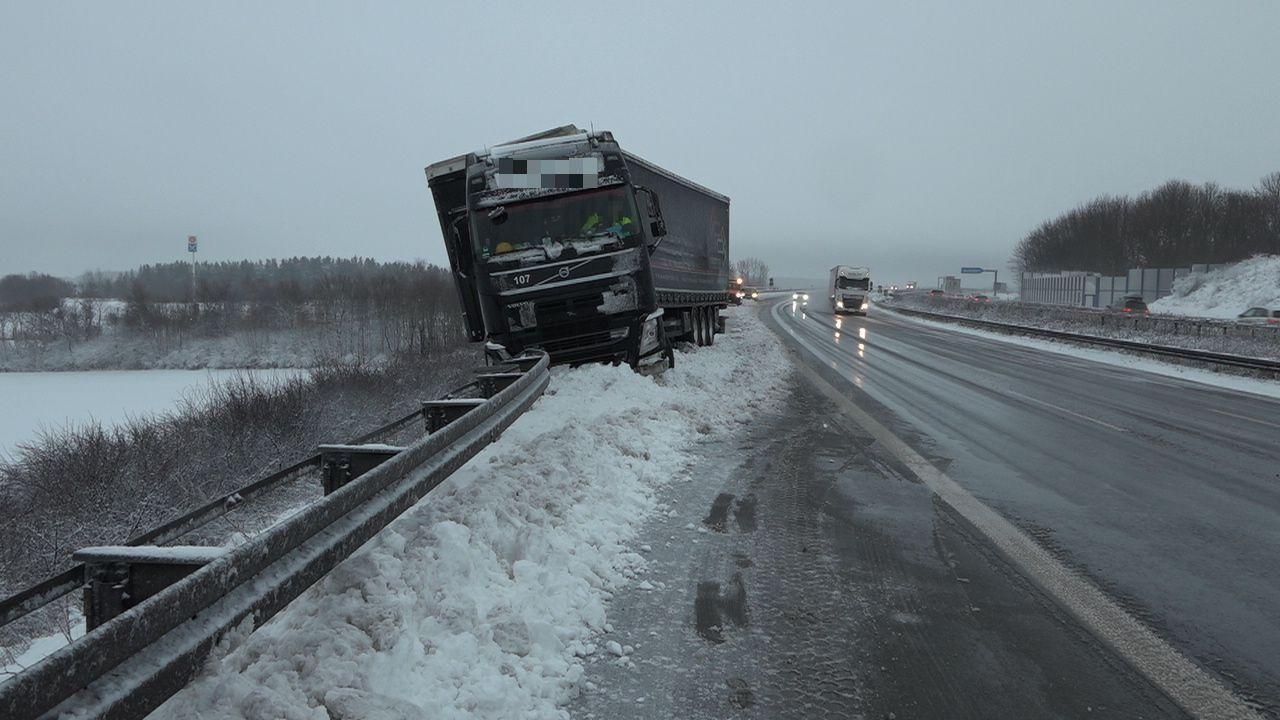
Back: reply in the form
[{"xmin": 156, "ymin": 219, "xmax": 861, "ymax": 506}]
[
  {"xmin": 426, "ymin": 125, "xmax": 731, "ymax": 368},
  {"xmin": 829, "ymin": 265, "xmax": 871, "ymax": 315}
]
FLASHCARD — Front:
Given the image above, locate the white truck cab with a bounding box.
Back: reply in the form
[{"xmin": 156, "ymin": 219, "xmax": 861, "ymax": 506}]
[{"xmin": 829, "ymin": 265, "xmax": 871, "ymax": 315}]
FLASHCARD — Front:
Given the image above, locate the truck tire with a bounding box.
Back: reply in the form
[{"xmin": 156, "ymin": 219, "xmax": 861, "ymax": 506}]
[
  {"xmin": 706, "ymin": 307, "xmax": 716, "ymax": 345},
  {"xmin": 694, "ymin": 306, "xmax": 707, "ymax": 346}
]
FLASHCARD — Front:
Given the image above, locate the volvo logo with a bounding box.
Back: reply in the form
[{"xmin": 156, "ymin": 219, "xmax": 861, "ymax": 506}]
[{"xmin": 558, "ymin": 266, "xmax": 570, "ymax": 278}]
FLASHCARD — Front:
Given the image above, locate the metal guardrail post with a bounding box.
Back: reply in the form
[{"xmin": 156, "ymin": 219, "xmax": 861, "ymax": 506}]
[
  {"xmin": 318, "ymin": 444, "xmax": 405, "ymax": 496},
  {"xmin": 422, "ymin": 398, "xmax": 486, "ymax": 433},
  {"xmin": 475, "ymin": 370, "xmax": 523, "ymax": 398},
  {"xmin": 74, "ymin": 547, "xmax": 226, "ymax": 632}
]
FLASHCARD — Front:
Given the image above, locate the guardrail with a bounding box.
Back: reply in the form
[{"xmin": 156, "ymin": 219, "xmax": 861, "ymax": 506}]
[
  {"xmin": 893, "ymin": 292, "xmax": 1280, "ymax": 341},
  {"xmin": 0, "ymin": 352, "xmax": 550, "ymax": 720},
  {"xmin": 885, "ymin": 305, "xmax": 1280, "ymax": 376}
]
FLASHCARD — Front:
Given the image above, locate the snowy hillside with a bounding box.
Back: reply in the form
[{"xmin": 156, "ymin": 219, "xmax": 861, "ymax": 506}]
[
  {"xmin": 1150, "ymin": 255, "xmax": 1280, "ymax": 319},
  {"xmin": 152, "ymin": 306, "xmax": 791, "ymax": 720}
]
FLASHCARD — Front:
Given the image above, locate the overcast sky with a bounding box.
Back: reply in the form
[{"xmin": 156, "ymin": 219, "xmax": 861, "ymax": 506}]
[{"xmin": 3, "ymin": 1, "xmax": 1278, "ymax": 286}]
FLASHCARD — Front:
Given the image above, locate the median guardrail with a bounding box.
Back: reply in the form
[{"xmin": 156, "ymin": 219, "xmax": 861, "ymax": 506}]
[
  {"xmin": 0, "ymin": 352, "xmax": 550, "ymax": 720},
  {"xmin": 885, "ymin": 305, "xmax": 1280, "ymax": 376}
]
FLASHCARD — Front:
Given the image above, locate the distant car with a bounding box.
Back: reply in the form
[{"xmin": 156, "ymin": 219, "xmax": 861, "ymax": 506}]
[
  {"xmin": 742, "ymin": 286, "xmax": 760, "ymax": 301},
  {"xmin": 969, "ymin": 294, "xmax": 990, "ymax": 302},
  {"xmin": 1236, "ymin": 306, "xmax": 1280, "ymax": 325},
  {"xmin": 791, "ymin": 291, "xmax": 810, "ymax": 303},
  {"xmin": 1108, "ymin": 295, "xmax": 1150, "ymax": 315},
  {"xmin": 928, "ymin": 289, "xmax": 945, "ymax": 297}
]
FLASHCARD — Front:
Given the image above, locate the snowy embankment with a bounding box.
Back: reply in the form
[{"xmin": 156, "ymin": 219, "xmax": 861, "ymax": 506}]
[
  {"xmin": 153, "ymin": 306, "xmax": 791, "ymax": 720},
  {"xmin": 1150, "ymin": 255, "xmax": 1280, "ymax": 319}
]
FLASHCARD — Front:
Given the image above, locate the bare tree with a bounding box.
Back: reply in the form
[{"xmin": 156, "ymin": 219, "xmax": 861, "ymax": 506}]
[{"xmin": 732, "ymin": 257, "xmax": 771, "ymax": 287}]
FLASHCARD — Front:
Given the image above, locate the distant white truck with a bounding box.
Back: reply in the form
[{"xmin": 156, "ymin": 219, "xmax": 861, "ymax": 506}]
[{"xmin": 829, "ymin": 265, "xmax": 871, "ymax": 315}]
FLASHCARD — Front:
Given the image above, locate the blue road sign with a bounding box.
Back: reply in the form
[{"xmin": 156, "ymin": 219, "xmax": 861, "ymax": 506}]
[{"xmin": 961, "ymin": 266, "xmax": 985, "ymax": 274}]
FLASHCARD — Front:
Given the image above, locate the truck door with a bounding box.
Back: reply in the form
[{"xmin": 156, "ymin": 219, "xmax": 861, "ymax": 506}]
[{"xmin": 428, "ymin": 170, "xmax": 485, "ymax": 341}]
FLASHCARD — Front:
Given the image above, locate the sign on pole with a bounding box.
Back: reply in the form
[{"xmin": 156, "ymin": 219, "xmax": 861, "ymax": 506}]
[
  {"xmin": 188, "ymin": 236, "xmax": 198, "ymax": 253},
  {"xmin": 960, "ymin": 266, "xmax": 984, "ymax": 274}
]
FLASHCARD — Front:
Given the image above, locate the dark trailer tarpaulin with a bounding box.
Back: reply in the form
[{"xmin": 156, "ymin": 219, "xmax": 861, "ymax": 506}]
[{"xmin": 624, "ymin": 152, "xmax": 731, "ymax": 295}]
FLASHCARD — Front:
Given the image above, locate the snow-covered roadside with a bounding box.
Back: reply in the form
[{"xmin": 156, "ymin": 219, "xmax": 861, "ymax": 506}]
[
  {"xmin": 151, "ymin": 306, "xmax": 791, "ymax": 720},
  {"xmin": 1150, "ymin": 255, "xmax": 1280, "ymax": 319},
  {"xmin": 883, "ymin": 308, "xmax": 1280, "ymax": 401}
]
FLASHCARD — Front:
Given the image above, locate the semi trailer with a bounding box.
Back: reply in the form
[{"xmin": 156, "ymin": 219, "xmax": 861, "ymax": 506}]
[
  {"xmin": 830, "ymin": 265, "xmax": 872, "ymax": 314},
  {"xmin": 426, "ymin": 125, "xmax": 731, "ymax": 368}
]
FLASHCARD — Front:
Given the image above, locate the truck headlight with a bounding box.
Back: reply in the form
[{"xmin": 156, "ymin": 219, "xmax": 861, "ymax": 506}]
[
  {"xmin": 860, "ymin": 302, "xmax": 869, "ymax": 310},
  {"xmin": 640, "ymin": 316, "xmax": 659, "ymax": 353},
  {"xmin": 836, "ymin": 300, "xmax": 844, "ymax": 309}
]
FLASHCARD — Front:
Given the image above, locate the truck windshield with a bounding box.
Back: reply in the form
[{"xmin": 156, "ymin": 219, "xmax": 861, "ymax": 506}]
[
  {"xmin": 837, "ymin": 277, "xmax": 870, "ymax": 290},
  {"xmin": 475, "ymin": 187, "xmax": 641, "ymax": 259}
]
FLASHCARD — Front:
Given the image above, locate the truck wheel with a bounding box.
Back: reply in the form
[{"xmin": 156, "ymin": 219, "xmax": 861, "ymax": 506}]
[
  {"xmin": 706, "ymin": 307, "xmax": 716, "ymax": 345},
  {"xmin": 694, "ymin": 307, "xmax": 706, "ymax": 346}
]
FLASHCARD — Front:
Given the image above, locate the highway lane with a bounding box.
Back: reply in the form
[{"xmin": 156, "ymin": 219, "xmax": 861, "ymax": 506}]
[{"xmin": 766, "ymin": 295, "xmax": 1280, "ymax": 715}]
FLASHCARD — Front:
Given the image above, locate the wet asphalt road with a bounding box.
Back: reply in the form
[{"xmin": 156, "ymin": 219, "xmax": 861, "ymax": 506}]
[
  {"xmin": 570, "ymin": 294, "xmax": 1280, "ymax": 718},
  {"xmin": 767, "ymin": 296, "xmax": 1280, "ymax": 715}
]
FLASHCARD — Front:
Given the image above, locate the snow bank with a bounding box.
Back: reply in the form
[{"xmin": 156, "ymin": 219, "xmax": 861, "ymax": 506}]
[
  {"xmin": 153, "ymin": 306, "xmax": 791, "ymax": 720},
  {"xmin": 1150, "ymin": 255, "xmax": 1280, "ymax": 319}
]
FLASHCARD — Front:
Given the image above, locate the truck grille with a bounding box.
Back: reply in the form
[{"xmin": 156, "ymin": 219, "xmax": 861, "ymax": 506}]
[{"xmin": 534, "ymin": 290, "xmax": 604, "ymax": 327}]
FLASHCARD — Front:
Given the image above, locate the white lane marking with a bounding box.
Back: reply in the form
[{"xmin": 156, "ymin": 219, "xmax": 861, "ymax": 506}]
[
  {"xmin": 769, "ymin": 299, "xmax": 1263, "ymax": 720},
  {"xmin": 1003, "ymin": 389, "xmax": 1130, "ymax": 433},
  {"xmin": 797, "ymin": 305, "xmax": 1133, "ymax": 435},
  {"xmin": 1208, "ymin": 408, "xmax": 1280, "ymax": 430},
  {"xmin": 880, "ymin": 306, "xmax": 1280, "ymax": 403}
]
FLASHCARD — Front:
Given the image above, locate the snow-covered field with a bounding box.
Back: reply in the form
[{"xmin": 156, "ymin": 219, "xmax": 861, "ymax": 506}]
[
  {"xmin": 0, "ymin": 329, "xmax": 338, "ymax": 372},
  {"xmin": 151, "ymin": 306, "xmax": 791, "ymax": 720},
  {"xmin": 1150, "ymin": 255, "xmax": 1280, "ymax": 319},
  {"xmin": 0, "ymin": 368, "xmax": 304, "ymax": 460}
]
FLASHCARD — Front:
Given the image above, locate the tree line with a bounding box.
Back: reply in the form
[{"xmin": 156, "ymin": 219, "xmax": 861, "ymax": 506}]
[
  {"xmin": 0, "ymin": 257, "xmax": 468, "ymax": 358},
  {"xmin": 1010, "ymin": 172, "xmax": 1280, "ymax": 275}
]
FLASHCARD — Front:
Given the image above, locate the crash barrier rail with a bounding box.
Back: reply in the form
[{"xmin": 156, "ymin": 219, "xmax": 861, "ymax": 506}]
[
  {"xmin": 894, "ymin": 293, "xmax": 1280, "ymax": 342},
  {"xmin": 886, "ymin": 305, "xmax": 1280, "ymax": 376},
  {"xmin": 0, "ymin": 357, "xmax": 540, "ymax": 630},
  {"xmin": 0, "ymin": 352, "xmax": 550, "ymax": 720}
]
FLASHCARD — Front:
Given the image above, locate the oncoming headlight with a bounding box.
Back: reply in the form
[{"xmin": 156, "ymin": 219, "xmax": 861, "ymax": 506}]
[
  {"xmin": 836, "ymin": 300, "xmax": 844, "ymax": 309},
  {"xmin": 802, "ymin": 293, "xmax": 810, "ymax": 301},
  {"xmin": 861, "ymin": 302, "xmax": 869, "ymax": 310},
  {"xmin": 792, "ymin": 292, "xmax": 800, "ymax": 300}
]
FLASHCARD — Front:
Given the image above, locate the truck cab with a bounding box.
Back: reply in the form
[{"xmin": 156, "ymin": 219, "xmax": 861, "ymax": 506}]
[
  {"xmin": 427, "ymin": 127, "xmax": 668, "ymax": 366},
  {"xmin": 830, "ymin": 265, "xmax": 871, "ymax": 315},
  {"xmin": 428, "ymin": 125, "xmax": 731, "ymax": 369}
]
